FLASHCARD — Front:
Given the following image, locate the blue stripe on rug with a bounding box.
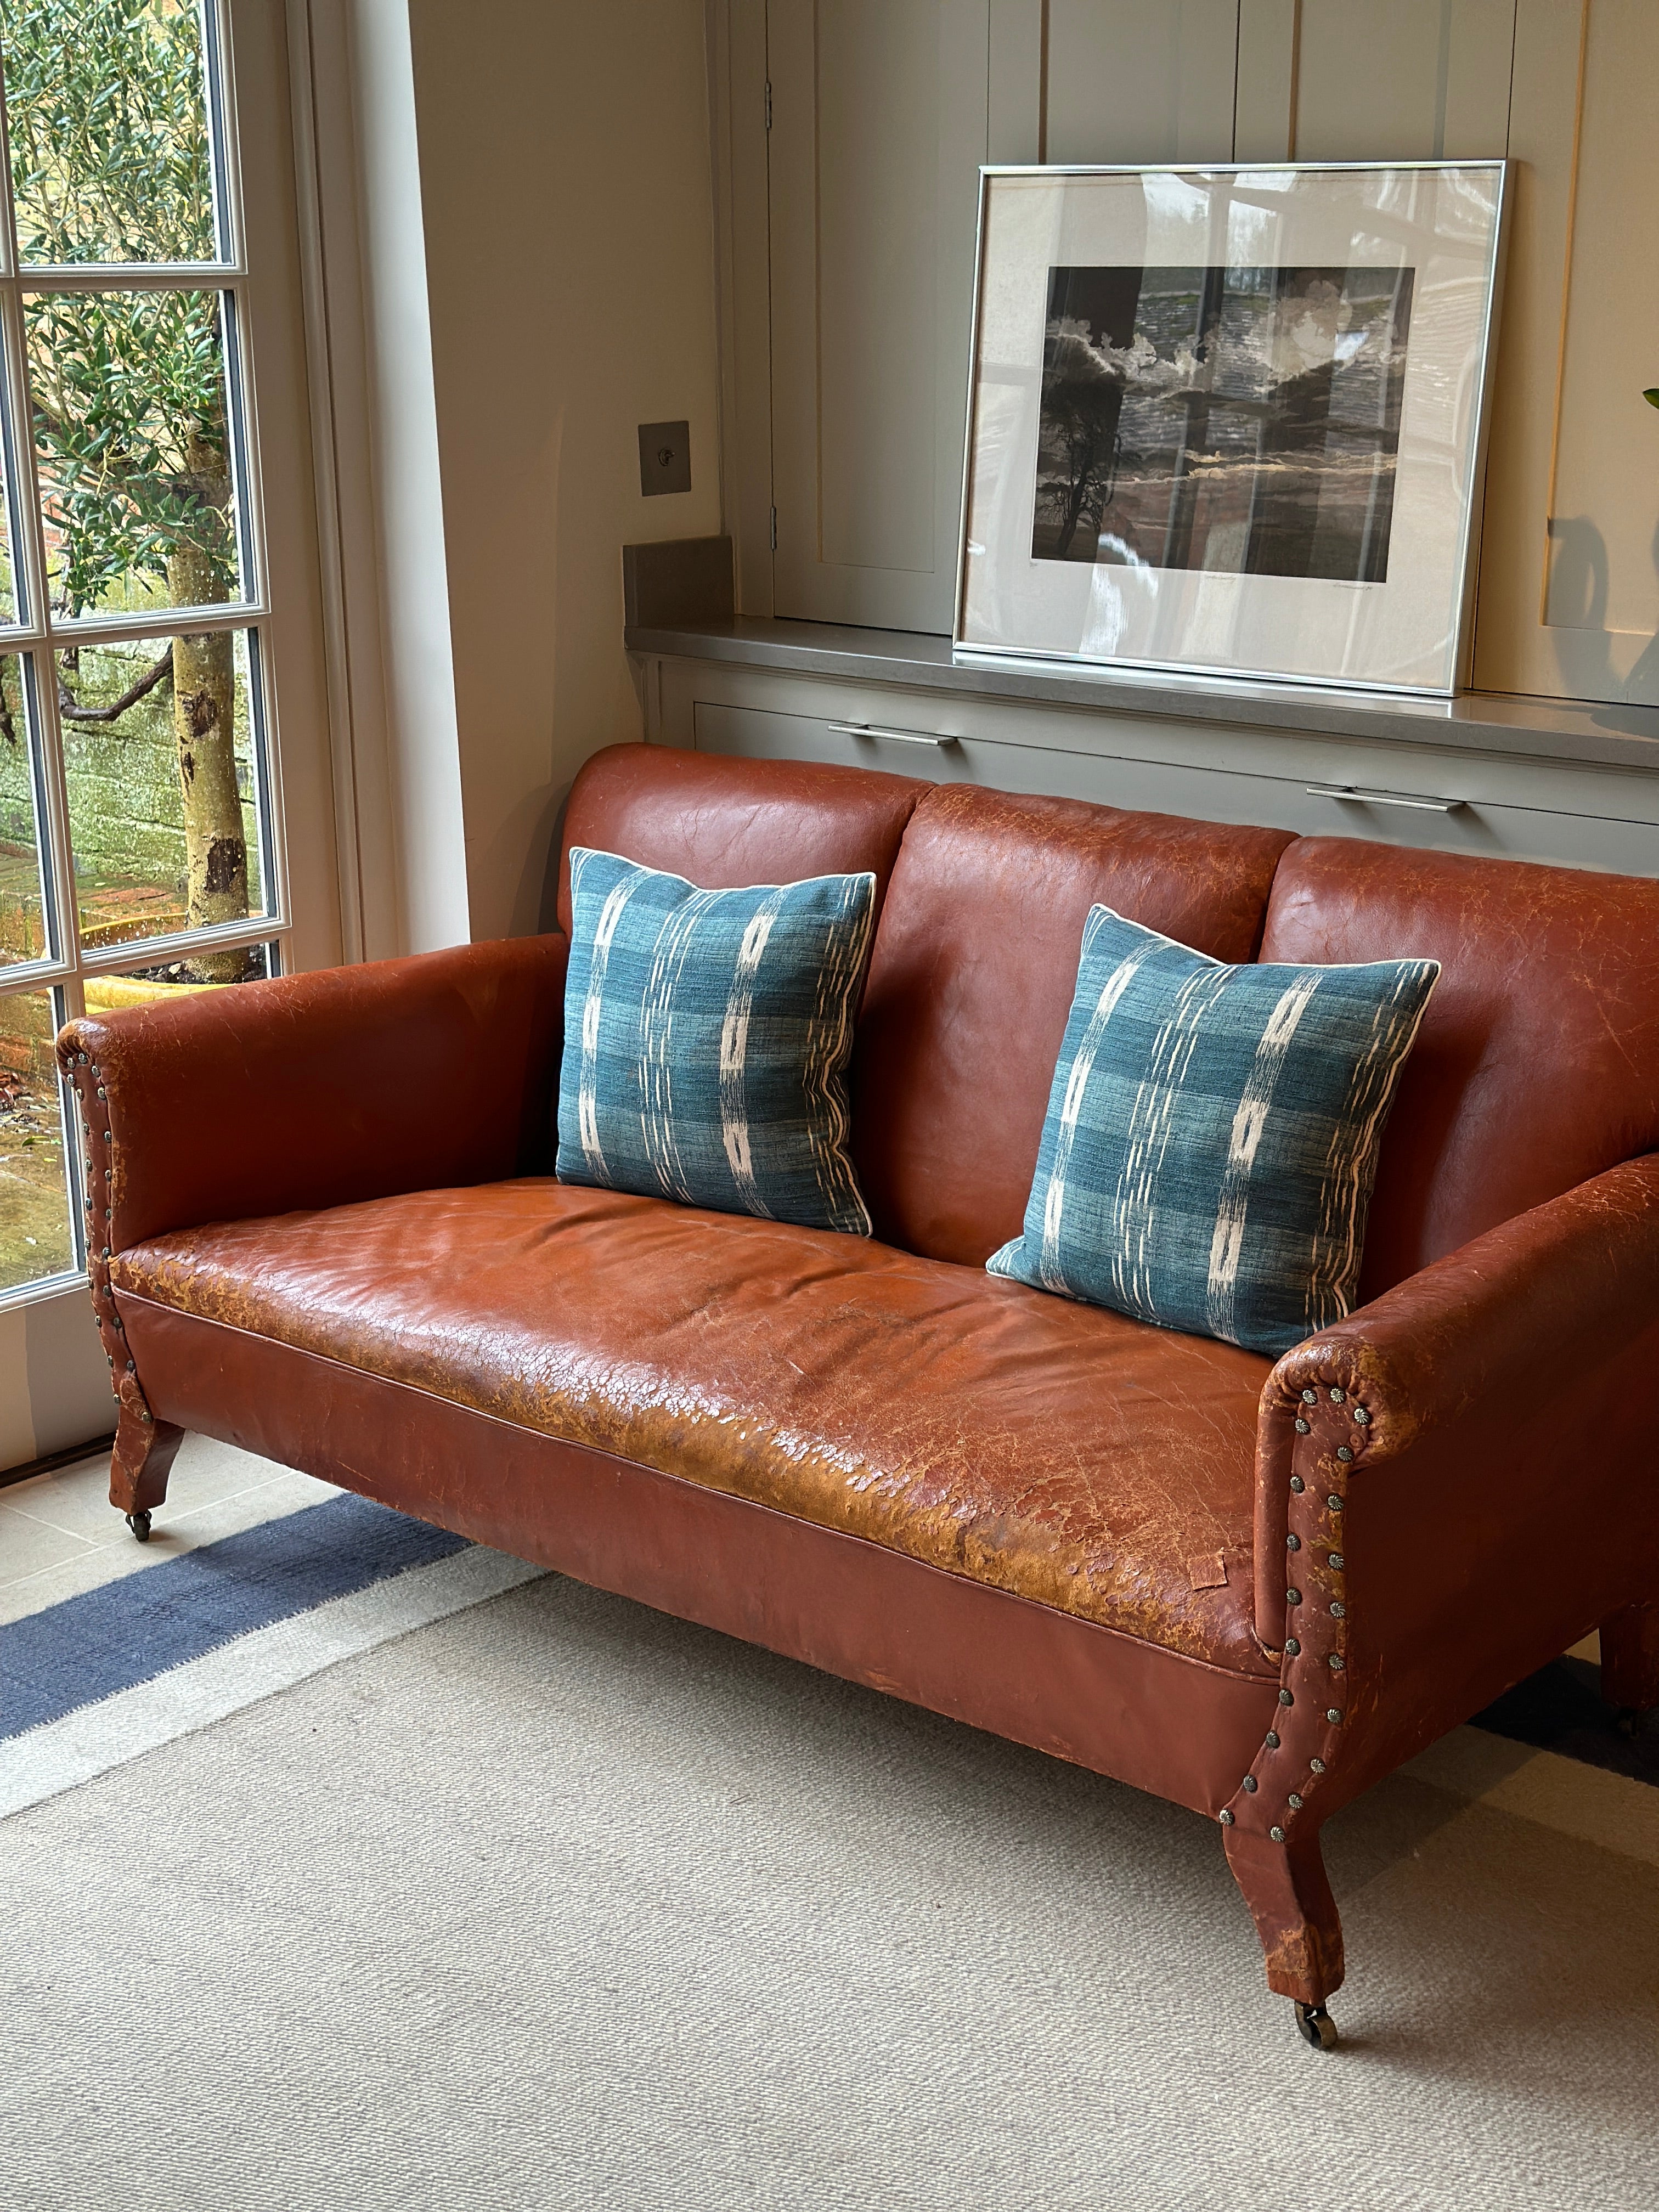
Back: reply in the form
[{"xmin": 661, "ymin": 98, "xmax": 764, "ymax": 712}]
[{"xmin": 2, "ymin": 1494, "xmax": 469, "ymax": 1740}]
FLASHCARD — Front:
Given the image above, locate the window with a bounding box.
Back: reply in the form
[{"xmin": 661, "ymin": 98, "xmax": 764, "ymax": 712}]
[{"xmin": 0, "ymin": 0, "xmax": 288, "ymax": 1302}]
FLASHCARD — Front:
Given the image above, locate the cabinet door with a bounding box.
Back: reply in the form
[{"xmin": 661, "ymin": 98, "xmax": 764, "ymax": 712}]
[{"xmin": 767, "ymin": 0, "xmax": 989, "ymax": 634}]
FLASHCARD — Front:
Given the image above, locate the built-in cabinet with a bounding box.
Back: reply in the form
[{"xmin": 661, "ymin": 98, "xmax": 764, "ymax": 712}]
[
  {"xmin": 710, "ymin": 0, "xmax": 1659, "ymax": 710},
  {"xmin": 631, "ymin": 640, "xmax": 1659, "ymax": 874}
]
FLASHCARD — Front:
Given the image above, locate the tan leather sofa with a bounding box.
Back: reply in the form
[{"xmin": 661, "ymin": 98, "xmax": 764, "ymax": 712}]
[{"xmin": 59, "ymin": 743, "xmax": 1659, "ymax": 2047}]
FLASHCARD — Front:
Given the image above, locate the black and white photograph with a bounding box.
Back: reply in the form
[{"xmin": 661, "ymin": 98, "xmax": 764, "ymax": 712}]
[
  {"xmin": 958, "ymin": 163, "xmax": 1508, "ymax": 692},
  {"xmin": 1032, "ymin": 262, "xmax": 1415, "ymax": 584}
]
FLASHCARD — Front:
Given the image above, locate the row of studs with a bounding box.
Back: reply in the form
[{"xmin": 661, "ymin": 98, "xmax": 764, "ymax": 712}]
[
  {"xmin": 1220, "ymin": 1383, "xmax": 1368, "ymax": 1839},
  {"xmin": 58, "ymin": 1042, "xmax": 155, "ymax": 1428}
]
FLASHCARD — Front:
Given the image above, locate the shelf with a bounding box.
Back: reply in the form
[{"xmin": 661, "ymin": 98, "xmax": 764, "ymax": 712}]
[{"xmin": 624, "ymin": 617, "xmax": 1659, "ymax": 778}]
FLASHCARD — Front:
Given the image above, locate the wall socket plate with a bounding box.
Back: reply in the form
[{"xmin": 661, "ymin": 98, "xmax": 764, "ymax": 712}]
[{"xmin": 638, "ymin": 420, "xmax": 691, "ymax": 496}]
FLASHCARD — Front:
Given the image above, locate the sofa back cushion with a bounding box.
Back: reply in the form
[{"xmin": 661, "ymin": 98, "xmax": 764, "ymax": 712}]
[
  {"xmin": 557, "ymin": 744, "xmax": 925, "ymax": 934},
  {"xmin": 853, "ymin": 784, "xmax": 1294, "ymax": 1265},
  {"xmin": 1260, "ymin": 838, "xmax": 1659, "ymax": 1298}
]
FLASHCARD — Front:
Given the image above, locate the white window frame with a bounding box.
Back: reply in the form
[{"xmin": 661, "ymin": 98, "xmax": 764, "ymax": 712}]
[{"xmin": 0, "ymin": 0, "xmax": 302, "ymax": 1322}]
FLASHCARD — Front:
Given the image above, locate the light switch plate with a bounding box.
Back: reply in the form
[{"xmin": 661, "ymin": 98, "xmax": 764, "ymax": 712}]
[{"xmin": 638, "ymin": 420, "xmax": 691, "ymax": 496}]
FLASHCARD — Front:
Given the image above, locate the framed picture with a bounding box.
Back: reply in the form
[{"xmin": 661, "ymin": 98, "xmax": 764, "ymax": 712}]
[{"xmin": 955, "ymin": 163, "xmax": 1509, "ymax": 697}]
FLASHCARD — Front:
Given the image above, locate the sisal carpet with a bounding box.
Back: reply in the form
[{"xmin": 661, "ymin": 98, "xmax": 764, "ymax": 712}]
[{"xmin": 4, "ymin": 1565, "xmax": 1658, "ymax": 2211}]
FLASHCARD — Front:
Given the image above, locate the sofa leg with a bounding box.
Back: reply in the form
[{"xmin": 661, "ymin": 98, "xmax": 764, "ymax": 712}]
[
  {"xmin": 1224, "ymin": 1822, "xmax": 1345, "ymax": 2030},
  {"xmin": 109, "ymin": 1406, "xmax": 184, "ymax": 1540},
  {"xmin": 1600, "ymin": 1601, "xmax": 1659, "ymax": 1733}
]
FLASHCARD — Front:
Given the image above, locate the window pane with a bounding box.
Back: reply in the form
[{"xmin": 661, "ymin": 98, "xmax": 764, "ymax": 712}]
[
  {"xmin": 0, "ymin": 989, "xmax": 74, "ymax": 1293},
  {"xmin": 0, "ymin": 656, "xmax": 48, "ymax": 967},
  {"xmin": 2, "ymin": 0, "xmax": 218, "ymax": 265},
  {"xmin": 27, "ymin": 289, "xmax": 246, "ymax": 619},
  {"xmin": 0, "ymin": 424, "xmax": 15, "ymax": 621},
  {"xmin": 87, "ymin": 939, "xmax": 273, "ymax": 1011},
  {"xmin": 60, "ymin": 630, "xmax": 266, "ymax": 955}
]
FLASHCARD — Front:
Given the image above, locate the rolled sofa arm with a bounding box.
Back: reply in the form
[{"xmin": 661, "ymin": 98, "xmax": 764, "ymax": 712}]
[
  {"xmin": 1233, "ymin": 1154, "xmax": 1659, "ymax": 1843},
  {"xmin": 57, "ymin": 934, "xmax": 570, "ymax": 1257}
]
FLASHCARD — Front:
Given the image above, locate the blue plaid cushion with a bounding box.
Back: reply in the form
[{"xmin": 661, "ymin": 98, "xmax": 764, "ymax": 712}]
[
  {"xmin": 557, "ymin": 847, "xmax": 876, "ymax": 1233},
  {"xmin": 988, "ymin": 909, "xmax": 1440, "ymax": 1355}
]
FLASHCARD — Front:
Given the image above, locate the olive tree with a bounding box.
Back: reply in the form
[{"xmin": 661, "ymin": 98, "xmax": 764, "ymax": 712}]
[{"xmin": 3, "ymin": 0, "xmax": 248, "ymax": 969}]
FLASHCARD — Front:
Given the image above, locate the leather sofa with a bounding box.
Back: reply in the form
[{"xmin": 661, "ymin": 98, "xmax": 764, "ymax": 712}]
[{"xmin": 59, "ymin": 742, "xmax": 1659, "ymax": 2046}]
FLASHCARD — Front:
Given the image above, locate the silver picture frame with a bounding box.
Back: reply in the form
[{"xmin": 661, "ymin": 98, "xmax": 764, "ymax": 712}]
[{"xmin": 954, "ymin": 162, "xmax": 1510, "ymax": 699}]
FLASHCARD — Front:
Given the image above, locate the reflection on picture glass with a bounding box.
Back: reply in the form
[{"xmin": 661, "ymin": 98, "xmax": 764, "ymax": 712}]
[{"xmin": 1032, "ymin": 264, "xmax": 1415, "ymax": 583}]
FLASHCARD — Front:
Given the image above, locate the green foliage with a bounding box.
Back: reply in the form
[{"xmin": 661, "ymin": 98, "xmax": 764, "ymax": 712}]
[
  {"xmin": 1646, "ymin": 388, "xmax": 1659, "ymax": 410},
  {"xmin": 0, "ymin": 1, "xmax": 232, "ymax": 617},
  {"xmin": 26, "ymin": 289, "xmax": 233, "ymax": 614},
  {"xmin": 1, "ymin": 0, "xmax": 212, "ymax": 262}
]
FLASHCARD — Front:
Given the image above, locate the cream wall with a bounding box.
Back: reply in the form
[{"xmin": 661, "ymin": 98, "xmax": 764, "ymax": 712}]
[{"xmin": 405, "ymin": 0, "xmax": 723, "ymax": 943}]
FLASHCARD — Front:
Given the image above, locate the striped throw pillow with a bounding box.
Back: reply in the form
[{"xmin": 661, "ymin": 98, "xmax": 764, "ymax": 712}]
[
  {"xmin": 988, "ymin": 908, "xmax": 1439, "ymax": 1356},
  {"xmin": 557, "ymin": 847, "xmax": 876, "ymax": 1234}
]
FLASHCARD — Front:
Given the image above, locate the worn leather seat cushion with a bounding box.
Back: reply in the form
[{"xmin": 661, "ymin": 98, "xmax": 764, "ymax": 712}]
[{"xmin": 111, "ymin": 1181, "xmax": 1276, "ymax": 1677}]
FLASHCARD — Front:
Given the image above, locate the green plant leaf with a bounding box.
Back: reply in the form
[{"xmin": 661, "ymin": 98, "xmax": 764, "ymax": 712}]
[{"xmin": 1646, "ymin": 388, "xmax": 1659, "ymax": 408}]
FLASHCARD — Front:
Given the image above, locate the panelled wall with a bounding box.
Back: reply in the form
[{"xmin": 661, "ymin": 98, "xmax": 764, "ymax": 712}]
[{"xmin": 713, "ymin": 0, "xmax": 1659, "ymax": 709}]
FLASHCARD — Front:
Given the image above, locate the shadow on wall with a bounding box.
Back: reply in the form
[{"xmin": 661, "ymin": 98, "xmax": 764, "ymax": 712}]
[
  {"xmin": 473, "ymin": 776, "xmax": 573, "ymax": 944},
  {"xmin": 1547, "ymin": 514, "xmax": 1659, "ymax": 718}
]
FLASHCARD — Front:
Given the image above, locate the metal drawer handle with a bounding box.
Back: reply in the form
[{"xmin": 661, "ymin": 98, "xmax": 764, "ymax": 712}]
[
  {"xmin": 1305, "ymin": 783, "xmax": 1465, "ymax": 814},
  {"xmin": 828, "ymin": 720, "xmax": 958, "ymax": 748}
]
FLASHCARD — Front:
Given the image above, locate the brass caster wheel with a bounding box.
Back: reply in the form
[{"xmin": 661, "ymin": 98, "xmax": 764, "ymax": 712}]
[
  {"xmin": 125, "ymin": 1509, "xmax": 153, "ymax": 1543},
  {"xmin": 1294, "ymin": 2002, "xmax": 1339, "ymax": 2051}
]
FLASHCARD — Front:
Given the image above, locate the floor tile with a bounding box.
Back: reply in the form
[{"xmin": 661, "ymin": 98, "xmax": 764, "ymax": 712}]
[
  {"xmin": 3, "ymin": 1434, "xmax": 314, "ymax": 1548},
  {"xmin": 0, "ymin": 1500, "xmax": 97, "ymax": 1583},
  {"xmin": 0, "ymin": 1466, "xmax": 340, "ymax": 1625}
]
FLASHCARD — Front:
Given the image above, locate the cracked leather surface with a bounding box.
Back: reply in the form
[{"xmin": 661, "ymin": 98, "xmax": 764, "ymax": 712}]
[
  {"xmin": 1262, "ymin": 838, "xmax": 1659, "ymax": 1300},
  {"xmin": 852, "ymin": 782, "xmax": 1294, "ymax": 1266},
  {"xmin": 111, "ymin": 1177, "xmax": 1277, "ymax": 1676},
  {"xmin": 554, "ymin": 742, "xmax": 926, "ymax": 936}
]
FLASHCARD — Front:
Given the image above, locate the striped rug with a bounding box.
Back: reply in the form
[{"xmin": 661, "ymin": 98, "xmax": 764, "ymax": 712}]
[{"xmin": 2, "ymin": 1481, "xmax": 541, "ymax": 1818}]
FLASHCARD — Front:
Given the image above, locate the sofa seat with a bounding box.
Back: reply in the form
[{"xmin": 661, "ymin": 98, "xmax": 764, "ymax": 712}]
[{"xmin": 111, "ymin": 1178, "xmax": 1277, "ymax": 1677}]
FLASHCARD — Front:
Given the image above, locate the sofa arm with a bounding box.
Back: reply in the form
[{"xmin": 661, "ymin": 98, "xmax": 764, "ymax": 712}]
[
  {"xmin": 1236, "ymin": 1154, "xmax": 1659, "ymax": 1839},
  {"xmin": 57, "ymin": 934, "xmax": 569, "ymax": 1257}
]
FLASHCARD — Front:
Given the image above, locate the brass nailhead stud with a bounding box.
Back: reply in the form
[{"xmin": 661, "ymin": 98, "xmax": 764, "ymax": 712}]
[
  {"xmin": 1301, "ymin": 1389, "xmax": 1317, "ymax": 1404},
  {"xmin": 1287, "ymin": 1792, "xmax": 1304, "ymax": 1809},
  {"xmin": 1327, "ymin": 1707, "xmax": 1344, "ymax": 1724},
  {"xmin": 1336, "ymin": 1446, "xmax": 1353, "ymax": 1463},
  {"xmin": 1286, "ymin": 1588, "xmax": 1301, "ymax": 1605},
  {"xmin": 1279, "ymin": 1689, "xmax": 1294, "ymax": 1706},
  {"xmin": 1290, "ymin": 1474, "xmax": 1305, "ymax": 1490},
  {"xmin": 1328, "ymin": 1494, "xmax": 1345, "ymax": 1511},
  {"xmin": 1264, "ymin": 1731, "xmax": 1280, "ymax": 1748},
  {"xmin": 1330, "ymin": 1601, "xmax": 1345, "ymax": 1619},
  {"xmin": 1353, "ymin": 1407, "xmax": 1370, "ymax": 1425},
  {"xmin": 1310, "ymin": 1757, "xmax": 1327, "ymax": 1774},
  {"xmin": 1329, "ymin": 1654, "xmax": 1345, "ymax": 1672},
  {"xmin": 1242, "ymin": 1775, "xmax": 1258, "ymax": 1792},
  {"xmin": 1285, "ymin": 1637, "xmax": 1301, "ymax": 1656},
  {"xmin": 1295, "ymin": 1419, "xmax": 1310, "ymax": 1435},
  {"xmin": 1328, "ymin": 1552, "xmax": 1345, "ymax": 1571},
  {"xmin": 1218, "ymin": 1808, "xmax": 1234, "ymax": 1825},
  {"xmin": 1269, "ymin": 1826, "xmax": 1286, "ymax": 1843},
  {"xmin": 1286, "ymin": 1534, "xmax": 1301, "ymax": 1551},
  {"xmin": 1329, "ymin": 1387, "xmax": 1345, "ymax": 1403}
]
